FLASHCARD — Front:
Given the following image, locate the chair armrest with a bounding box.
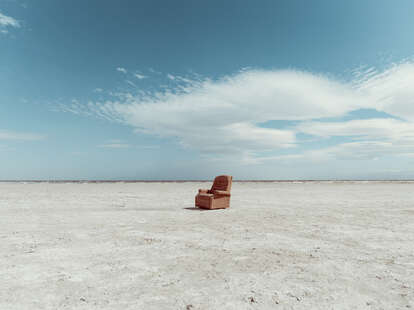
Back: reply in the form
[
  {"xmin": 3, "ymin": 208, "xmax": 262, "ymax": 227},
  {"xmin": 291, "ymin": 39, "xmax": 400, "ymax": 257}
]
[
  {"xmin": 212, "ymin": 190, "xmax": 231, "ymax": 197},
  {"xmin": 198, "ymin": 189, "xmax": 209, "ymax": 194}
]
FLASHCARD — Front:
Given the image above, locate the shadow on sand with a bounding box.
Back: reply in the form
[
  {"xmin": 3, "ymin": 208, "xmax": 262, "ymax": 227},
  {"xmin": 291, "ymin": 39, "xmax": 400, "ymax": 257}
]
[{"xmin": 183, "ymin": 207, "xmax": 210, "ymax": 211}]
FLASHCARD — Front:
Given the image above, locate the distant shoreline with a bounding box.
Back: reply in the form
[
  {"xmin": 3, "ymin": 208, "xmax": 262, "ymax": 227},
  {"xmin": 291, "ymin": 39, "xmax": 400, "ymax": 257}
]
[{"xmin": 1, "ymin": 180, "xmax": 414, "ymax": 183}]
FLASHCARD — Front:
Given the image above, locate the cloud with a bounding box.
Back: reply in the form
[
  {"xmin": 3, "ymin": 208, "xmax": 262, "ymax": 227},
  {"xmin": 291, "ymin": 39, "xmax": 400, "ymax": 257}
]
[
  {"xmin": 0, "ymin": 130, "xmax": 44, "ymax": 141},
  {"xmin": 291, "ymin": 117, "xmax": 414, "ymax": 161},
  {"xmin": 98, "ymin": 139, "xmax": 131, "ymax": 149},
  {"xmin": 134, "ymin": 73, "xmax": 146, "ymax": 80},
  {"xmin": 76, "ymin": 70, "xmax": 365, "ymax": 156},
  {"xmin": 99, "ymin": 143, "xmax": 130, "ymax": 149},
  {"xmin": 97, "ymin": 139, "xmax": 160, "ymax": 150},
  {"xmin": 93, "ymin": 88, "xmax": 103, "ymax": 93},
  {"xmin": 353, "ymin": 62, "xmax": 414, "ymax": 121},
  {"xmin": 303, "ymin": 141, "xmax": 413, "ymax": 161},
  {"xmin": 296, "ymin": 118, "xmax": 414, "ymax": 141},
  {"xmin": 99, "ymin": 143, "xmax": 131, "ymax": 149},
  {"xmin": 116, "ymin": 67, "xmax": 127, "ymax": 74},
  {"xmin": 0, "ymin": 12, "xmax": 20, "ymax": 28},
  {"xmin": 125, "ymin": 80, "xmax": 137, "ymax": 88},
  {"xmin": 252, "ymin": 139, "xmax": 414, "ymax": 163},
  {"xmin": 0, "ymin": 11, "xmax": 20, "ymax": 35},
  {"xmin": 61, "ymin": 61, "xmax": 414, "ymax": 162}
]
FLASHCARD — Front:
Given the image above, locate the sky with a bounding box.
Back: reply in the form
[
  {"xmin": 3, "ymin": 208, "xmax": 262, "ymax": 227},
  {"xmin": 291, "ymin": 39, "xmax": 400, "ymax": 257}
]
[{"xmin": 2, "ymin": 0, "xmax": 414, "ymax": 180}]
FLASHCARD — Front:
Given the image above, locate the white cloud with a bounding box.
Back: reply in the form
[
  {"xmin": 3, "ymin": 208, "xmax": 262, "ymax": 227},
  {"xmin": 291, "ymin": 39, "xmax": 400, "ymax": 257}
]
[
  {"xmin": 134, "ymin": 73, "xmax": 146, "ymax": 79},
  {"xmin": 78, "ymin": 70, "xmax": 367, "ymax": 156},
  {"xmin": 0, "ymin": 130, "xmax": 44, "ymax": 141},
  {"xmin": 117, "ymin": 67, "xmax": 127, "ymax": 74},
  {"xmin": 97, "ymin": 139, "xmax": 160, "ymax": 150},
  {"xmin": 354, "ymin": 62, "xmax": 414, "ymax": 121},
  {"xmin": 296, "ymin": 118, "xmax": 414, "ymax": 141},
  {"xmin": 93, "ymin": 88, "xmax": 103, "ymax": 93},
  {"xmin": 98, "ymin": 139, "xmax": 131, "ymax": 149},
  {"xmin": 0, "ymin": 12, "xmax": 20, "ymax": 28},
  {"xmin": 61, "ymin": 61, "xmax": 414, "ymax": 162},
  {"xmin": 99, "ymin": 143, "xmax": 131, "ymax": 149},
  {"xmin": 252, "ymin": 139, "xmax": 414, "ymax": 163},
  {"xmin": 99, "ymin": 143, "xmax": 130, "ymax": 149},
  {"xmin": 305, "ymin": 141, "xmax": 413, "ymax": 161}
]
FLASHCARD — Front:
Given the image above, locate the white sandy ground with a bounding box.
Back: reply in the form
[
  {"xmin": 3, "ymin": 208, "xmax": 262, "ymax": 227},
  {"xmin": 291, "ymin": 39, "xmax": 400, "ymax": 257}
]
[{"xmin": 0, "ymin": 182, "xmax": 413, "ymax": 310}]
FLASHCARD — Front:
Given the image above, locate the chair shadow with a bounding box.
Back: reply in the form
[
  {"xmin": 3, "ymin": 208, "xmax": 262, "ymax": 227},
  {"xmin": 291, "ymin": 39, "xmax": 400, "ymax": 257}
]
[{"xmin": 183, "ymin": 207, "xmax": 209, "ymax": 211}]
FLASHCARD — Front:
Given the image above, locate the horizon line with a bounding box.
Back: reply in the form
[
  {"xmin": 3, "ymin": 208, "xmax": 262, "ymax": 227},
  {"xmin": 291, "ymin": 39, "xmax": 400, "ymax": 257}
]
[{"xmin": 1, "ymin": 179, "xmax": 414, "ymax": 183}]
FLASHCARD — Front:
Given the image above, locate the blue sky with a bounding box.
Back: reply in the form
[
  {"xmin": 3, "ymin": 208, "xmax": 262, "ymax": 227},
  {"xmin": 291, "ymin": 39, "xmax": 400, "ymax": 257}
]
[{"xmin": 2, "ymin": 0, "xmax": 414, "ymax": 180}]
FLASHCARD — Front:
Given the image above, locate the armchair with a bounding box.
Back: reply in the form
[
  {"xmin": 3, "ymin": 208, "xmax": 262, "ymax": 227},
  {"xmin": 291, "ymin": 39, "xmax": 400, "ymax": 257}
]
[{"xmin": 195, "ymin": 175, "xmax": 233, "ymax": 209}]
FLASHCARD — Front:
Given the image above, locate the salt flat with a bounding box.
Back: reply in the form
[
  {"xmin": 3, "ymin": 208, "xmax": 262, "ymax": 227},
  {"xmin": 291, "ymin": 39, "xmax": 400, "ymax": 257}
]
[{"xmin": 0, "ymin": 182, "xmax": 413, "ymax": 309}]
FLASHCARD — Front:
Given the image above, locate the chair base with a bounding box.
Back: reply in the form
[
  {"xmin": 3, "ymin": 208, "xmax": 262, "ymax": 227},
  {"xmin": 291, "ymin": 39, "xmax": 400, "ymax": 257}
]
[{"xmin": 195, "ymin": 195, "xmax": 230, "ymax": 210}]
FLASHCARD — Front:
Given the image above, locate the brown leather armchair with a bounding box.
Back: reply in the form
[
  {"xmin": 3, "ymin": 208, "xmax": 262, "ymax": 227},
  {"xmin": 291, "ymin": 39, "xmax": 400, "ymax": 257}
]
[{"xmin": 195, "ymin": 175, "xmax": 233, "ymax": 209}]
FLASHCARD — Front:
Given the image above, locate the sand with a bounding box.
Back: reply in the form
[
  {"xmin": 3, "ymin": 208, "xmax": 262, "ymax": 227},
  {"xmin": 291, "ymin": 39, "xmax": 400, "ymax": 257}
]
[{"xmin": 1, "ymin": 181, "xmax": 413, "ymax": 309}]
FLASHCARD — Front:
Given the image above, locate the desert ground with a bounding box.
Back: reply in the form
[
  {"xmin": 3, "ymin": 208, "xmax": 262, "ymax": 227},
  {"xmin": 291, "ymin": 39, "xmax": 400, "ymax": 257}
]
[{"xmin": 0, "ymin": 181, "xmax": 413, "ymax": 309}]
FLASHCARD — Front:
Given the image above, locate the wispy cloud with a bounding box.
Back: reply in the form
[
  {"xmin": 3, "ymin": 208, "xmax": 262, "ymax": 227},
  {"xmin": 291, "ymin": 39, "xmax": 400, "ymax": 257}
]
[
  {"xmin": 293, "ymin": 140, "xmax": 413, "ymax": 161},
  {"xmin": 351, "ymin": 62, "xmax": 414, "ymax": 121},
  {"xmin": 97, "ymin": 139, "xmax": 160, "ymax": 150},
  {"xmin": 98, "ymin": 139, "xmax": 131, "ymax": 149},
  {"xmin": 116, "ymin": 67, "xmax": 127, "ymax": 74},
  {"xmin": 99, "ymin": 143, "xmax": 131, "ymax": 149},
  {"xmin": 296, "ymin": 118, "xmax": 414, "ymax": 141},
  {"xmin": 0, "ymin": 11, "xmax": 20, "ymax": 34},
  {"xmin": 134, "ymin": 73, "xmax": 146, "ymax": 79},
  {"xmin": 70, "ymin": 70, "xmax": 361, "ymax": 156},
  {"xmin": 0, "ymin": 12, "xmax": 20, "ymax": 28},
  {"xmin": 125, "ymin": 80, "xmax": 136, "ymax": 87},
  {"xmin": 0, "ymin": 130, "xmax": 44, "ymax": 141},
  {"xmin": 60, "ymin": 61, "xmax": 414, "ymax": 162}
]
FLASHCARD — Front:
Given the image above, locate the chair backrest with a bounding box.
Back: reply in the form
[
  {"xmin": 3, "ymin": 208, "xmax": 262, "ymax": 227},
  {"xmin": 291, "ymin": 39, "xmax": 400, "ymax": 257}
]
[{"xmin": 211, "ymin": 175, "xmax": 232, "ymax": 192}]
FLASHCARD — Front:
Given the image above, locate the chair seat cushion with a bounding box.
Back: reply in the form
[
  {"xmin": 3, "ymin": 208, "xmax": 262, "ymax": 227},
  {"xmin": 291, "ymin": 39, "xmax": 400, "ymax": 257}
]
[{"xmin": 198, "ymin": 193, "xmax": 213, "ymax": 197}]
